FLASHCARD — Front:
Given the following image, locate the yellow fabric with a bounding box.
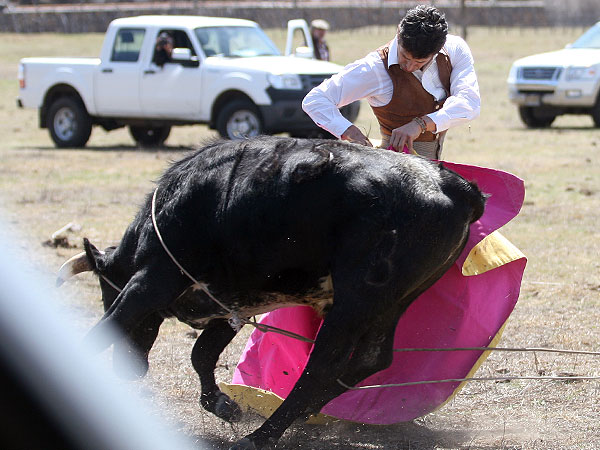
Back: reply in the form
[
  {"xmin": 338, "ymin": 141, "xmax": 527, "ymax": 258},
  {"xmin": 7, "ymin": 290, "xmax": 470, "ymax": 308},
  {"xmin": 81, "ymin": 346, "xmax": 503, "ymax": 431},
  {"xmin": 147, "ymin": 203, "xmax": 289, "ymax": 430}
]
[
  {"xmin": 219, "ymin": 382, "xmax": 334, "ymax": 424},
  {"xmin": 462, "ymin": 230, "xmax": 525, "ymax": 276}
]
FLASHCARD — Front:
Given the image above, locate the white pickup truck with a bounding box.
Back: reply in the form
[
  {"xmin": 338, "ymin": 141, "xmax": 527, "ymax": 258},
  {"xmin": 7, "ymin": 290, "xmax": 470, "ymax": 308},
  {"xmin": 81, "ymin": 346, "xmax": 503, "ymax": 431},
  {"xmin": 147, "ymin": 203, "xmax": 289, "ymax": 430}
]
[
  {"xmin": 507, "ymin": 21, "xmax": 600, "ymax": 128},
  {"xmin": 17, "ymin": 15, "xmax": 359, "ymax": 147}
]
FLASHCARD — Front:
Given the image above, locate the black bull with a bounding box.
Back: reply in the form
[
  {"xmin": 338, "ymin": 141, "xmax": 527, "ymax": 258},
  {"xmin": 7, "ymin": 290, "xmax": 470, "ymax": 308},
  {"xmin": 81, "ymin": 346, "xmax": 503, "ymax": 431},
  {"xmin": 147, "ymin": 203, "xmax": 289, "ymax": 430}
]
[{"xmin": 58, "ymin": 136, "xmax": 486, "ymax": 449}]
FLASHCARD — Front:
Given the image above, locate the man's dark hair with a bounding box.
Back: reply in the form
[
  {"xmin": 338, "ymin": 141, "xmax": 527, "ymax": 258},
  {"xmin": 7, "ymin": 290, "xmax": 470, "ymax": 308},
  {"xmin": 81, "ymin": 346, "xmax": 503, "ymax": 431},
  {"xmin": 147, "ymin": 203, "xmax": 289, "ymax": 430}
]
[{"xmin": 397, "ymin": 5, "xmax": 448, "ymax": 59}]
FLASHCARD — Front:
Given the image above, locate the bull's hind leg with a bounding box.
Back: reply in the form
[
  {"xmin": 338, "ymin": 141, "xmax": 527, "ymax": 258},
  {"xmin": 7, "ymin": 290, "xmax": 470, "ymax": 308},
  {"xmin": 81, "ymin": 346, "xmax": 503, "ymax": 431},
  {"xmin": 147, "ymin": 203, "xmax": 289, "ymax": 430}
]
[
  {"xmin": 230, "ymin": 303, "xmax": 373, "ymax": 450},
  {"xmin": 191, "ymin": 319, "xmax": 241, "ymax": 422},
  {"xmin": 230, "ymin": 230, "xmax": 421, "ymax": 449}
]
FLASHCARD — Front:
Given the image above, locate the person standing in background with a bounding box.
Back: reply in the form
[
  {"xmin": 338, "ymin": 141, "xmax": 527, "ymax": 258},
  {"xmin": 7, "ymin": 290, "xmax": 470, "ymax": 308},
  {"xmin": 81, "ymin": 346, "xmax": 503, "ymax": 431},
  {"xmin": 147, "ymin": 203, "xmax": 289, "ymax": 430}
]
[{"xmin": 310, "ymin": 19, "xmax": 330, "ymax": 61}]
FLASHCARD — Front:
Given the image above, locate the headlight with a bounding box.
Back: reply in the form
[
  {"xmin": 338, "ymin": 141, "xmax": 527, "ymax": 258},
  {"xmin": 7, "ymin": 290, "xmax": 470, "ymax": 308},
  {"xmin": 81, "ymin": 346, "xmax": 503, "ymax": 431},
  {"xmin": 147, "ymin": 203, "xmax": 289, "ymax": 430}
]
[
  {"xmin": 566, "ymin": 66, "xmax": 598, "ymax": 81},
  {"xmin": 507, "ymin": 64, "xmax": 518, "ymax": 82},
  {"xmin": 267, "ymin": 73, "xmax": 303, "ymax": 90}
]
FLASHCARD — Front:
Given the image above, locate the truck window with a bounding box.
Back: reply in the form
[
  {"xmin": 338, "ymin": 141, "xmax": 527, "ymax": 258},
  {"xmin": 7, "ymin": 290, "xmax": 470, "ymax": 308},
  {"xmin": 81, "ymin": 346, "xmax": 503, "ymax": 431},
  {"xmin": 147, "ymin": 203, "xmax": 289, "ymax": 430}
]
[
  {"xmin": 111, "ymin": 28, "xmax": 146, "ymax": 62},
  {"xmin": 194, "ymin": 26, "xmax": 280, "ymax": 58},
  {"xmin": 152, "ymin": 29, "xmax": 198, "ymax": 65}
]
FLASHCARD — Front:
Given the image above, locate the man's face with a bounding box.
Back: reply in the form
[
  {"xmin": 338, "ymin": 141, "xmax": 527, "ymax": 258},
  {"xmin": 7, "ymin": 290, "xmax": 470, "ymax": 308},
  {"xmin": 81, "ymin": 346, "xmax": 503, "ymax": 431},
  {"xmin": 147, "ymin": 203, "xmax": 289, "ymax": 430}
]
[
  {"xmin": 397, "ymin": 43, "xmax": 434, "ymax": 73},
  {"xmin": 312, "ymin": 28, "xmax": 326, "ymax": 40}
]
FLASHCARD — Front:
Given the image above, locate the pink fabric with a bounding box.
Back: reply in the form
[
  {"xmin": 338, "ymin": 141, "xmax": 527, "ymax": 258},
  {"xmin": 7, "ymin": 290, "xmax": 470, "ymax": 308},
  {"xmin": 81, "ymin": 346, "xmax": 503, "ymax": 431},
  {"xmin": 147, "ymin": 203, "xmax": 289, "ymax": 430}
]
[{"xmin": 232, "ymin": 161, "xmax": 527, "ymax": 424}]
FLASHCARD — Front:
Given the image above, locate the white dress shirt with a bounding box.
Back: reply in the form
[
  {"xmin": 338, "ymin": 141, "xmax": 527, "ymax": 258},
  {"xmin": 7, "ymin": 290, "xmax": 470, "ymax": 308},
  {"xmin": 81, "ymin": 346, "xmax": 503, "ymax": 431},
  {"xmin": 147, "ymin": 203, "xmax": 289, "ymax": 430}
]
[{"xmin": 302, "ymin": 35, "xmax": 481, "ymax": 138}]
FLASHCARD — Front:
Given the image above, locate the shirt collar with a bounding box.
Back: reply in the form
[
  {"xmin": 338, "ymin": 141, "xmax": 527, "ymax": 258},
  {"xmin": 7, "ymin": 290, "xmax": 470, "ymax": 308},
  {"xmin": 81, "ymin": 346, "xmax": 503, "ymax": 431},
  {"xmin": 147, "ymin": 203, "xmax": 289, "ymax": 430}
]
[{"xmin": 388, "ymin": 38, "xmax": 399, "ymax": 69}]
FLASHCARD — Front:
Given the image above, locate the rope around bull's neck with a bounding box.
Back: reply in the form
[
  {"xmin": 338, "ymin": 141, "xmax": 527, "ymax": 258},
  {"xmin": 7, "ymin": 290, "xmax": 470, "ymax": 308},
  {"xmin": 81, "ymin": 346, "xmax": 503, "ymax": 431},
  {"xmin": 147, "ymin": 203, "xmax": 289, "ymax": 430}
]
[{"xmin": 150, "ymin": 188, "xmax": 314, "ymax": 342}]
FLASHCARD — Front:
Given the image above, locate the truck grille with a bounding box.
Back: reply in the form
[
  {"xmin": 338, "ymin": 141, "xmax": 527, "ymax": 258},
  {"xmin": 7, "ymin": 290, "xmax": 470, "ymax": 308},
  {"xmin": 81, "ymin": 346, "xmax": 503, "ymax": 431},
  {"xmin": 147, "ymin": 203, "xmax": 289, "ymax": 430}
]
[
  {"xmin": 300, "ymin": 74, "xmax": 332, "ymax": 91},
  {"xmin": 519, "ymin": 67, "xmax": 562, "ymax": 81}
]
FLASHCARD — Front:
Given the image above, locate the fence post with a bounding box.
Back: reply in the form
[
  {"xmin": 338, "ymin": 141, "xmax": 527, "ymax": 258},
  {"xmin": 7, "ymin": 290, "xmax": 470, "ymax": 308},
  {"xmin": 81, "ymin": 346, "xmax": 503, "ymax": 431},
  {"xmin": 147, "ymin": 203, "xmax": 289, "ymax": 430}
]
[{"xmin": 460, "ymin": 0, "xmax": 467, "ymax": 40}]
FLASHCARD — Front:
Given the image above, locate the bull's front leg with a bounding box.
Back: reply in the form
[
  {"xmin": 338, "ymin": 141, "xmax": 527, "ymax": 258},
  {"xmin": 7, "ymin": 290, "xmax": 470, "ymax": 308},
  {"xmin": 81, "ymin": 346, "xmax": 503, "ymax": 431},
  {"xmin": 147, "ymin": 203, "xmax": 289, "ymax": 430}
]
[
  {"xmin": 112, "ymin": 312, "xmax": 164, "ymax": 380},
  {"xmin": 84, "ymin": 264, "xmax": 189, "ymax": 355},
  {"xmin": 191, "ymin": 319, "xmax": 241, "ymax": 422}
]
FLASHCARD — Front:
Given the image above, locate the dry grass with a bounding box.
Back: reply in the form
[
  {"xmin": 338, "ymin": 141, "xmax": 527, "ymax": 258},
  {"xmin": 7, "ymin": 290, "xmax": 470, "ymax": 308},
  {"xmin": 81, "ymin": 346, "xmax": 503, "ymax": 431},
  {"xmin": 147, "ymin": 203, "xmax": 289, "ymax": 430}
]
[{"xmin": 0, "ymin": 25, "xmax": 599, "ymax": 449}]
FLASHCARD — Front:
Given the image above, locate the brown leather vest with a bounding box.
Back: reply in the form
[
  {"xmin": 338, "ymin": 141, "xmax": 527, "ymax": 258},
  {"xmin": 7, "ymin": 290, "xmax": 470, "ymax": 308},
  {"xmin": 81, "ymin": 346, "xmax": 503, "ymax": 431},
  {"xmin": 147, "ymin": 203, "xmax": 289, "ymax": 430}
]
[{"xmin": 372, "ymin": 41, "xmax": 452, "ymax": 142}]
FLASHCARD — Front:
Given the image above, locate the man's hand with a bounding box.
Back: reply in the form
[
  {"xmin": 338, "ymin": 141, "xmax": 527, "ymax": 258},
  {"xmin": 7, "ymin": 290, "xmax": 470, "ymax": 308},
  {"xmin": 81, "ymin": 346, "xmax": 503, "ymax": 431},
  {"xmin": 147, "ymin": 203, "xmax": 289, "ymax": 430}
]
[
  {"xmin": 389, "ymin": 116, "xmax": 436, "ymax": 153},
  {"xmin": 341, "ymin": 125, "xmax": 373, "ymax": 147},
  {"xmin": 389, "ymin": 121, "xmax": 421, "ymax": 153}
]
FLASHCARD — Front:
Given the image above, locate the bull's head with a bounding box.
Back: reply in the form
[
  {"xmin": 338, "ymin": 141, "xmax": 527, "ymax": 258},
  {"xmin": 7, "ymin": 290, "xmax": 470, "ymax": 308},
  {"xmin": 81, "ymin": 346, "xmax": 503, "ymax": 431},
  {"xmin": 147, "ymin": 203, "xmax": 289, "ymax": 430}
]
[
  {"xmin": 57, "ymin": 238, "xmax": 121, "ymax": 311},
  {"xmin": 57, "ymin": 238, "xmax": 163, "ymax": 379}
]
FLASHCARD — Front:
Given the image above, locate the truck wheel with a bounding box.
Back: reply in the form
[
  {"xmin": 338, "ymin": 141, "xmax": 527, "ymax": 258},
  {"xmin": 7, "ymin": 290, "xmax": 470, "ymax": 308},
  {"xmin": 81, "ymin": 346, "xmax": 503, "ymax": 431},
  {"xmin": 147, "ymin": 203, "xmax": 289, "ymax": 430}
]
[
  {"xmin": 47, "ymin": 97, "xmax": 92, "ymax": 148},
  {"xmin": 518, "ymin": 106, "xmax": 556, "ymax": 128},
  {"xmin": 129, "ymin": 125, "xmax": 171, "ymax": 147},
  {"xmin": 216, "ymin": 100, "xmax": 263, "ymax": 139}
]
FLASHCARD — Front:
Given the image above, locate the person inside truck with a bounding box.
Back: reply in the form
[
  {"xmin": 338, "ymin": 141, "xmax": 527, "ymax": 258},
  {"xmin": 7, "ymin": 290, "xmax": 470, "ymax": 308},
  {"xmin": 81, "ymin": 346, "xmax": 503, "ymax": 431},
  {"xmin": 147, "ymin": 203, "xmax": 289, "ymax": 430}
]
[
  {"xmin": 153, "ymin": 32, "xmax": 174, "ymax": 67},
  {"xmin": 303, "ymin": 5, "xmax": 480, "ymax": 159}
]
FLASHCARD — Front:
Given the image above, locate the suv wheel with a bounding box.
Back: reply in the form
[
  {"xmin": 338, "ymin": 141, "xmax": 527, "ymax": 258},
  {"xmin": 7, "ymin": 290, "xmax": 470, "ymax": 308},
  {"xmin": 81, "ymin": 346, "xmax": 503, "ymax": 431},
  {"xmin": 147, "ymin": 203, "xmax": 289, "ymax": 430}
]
[
  {"xmin": 129, "ymin": 125, "xmax": 171, "ymax": 147},
  {"xmin": 216, "ymin": 100, "xmax": 263, "ymax": 139},
  {"xmin": 518, "ymin": 106, "xmax": 556, "ymax": 128},
  {"xmin": 47, "ymin": 97, "xmax": 92, "ymax": 148}
]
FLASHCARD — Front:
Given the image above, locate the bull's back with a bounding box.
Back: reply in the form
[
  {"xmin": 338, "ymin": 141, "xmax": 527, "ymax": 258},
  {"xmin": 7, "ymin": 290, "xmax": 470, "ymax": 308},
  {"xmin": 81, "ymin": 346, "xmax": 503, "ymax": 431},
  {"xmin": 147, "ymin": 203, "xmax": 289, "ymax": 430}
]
[{"xmin": 154, "ymin": 137, "xmax": 483, "ymax": 289}]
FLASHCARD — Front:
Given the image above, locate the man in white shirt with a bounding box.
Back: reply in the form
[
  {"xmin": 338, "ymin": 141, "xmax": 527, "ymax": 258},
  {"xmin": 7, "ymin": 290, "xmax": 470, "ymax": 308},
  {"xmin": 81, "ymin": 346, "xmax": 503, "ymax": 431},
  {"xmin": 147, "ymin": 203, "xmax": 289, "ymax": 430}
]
[{"xmin": 302, "ymin": 5, "xmax": 480, "ymax": 159}]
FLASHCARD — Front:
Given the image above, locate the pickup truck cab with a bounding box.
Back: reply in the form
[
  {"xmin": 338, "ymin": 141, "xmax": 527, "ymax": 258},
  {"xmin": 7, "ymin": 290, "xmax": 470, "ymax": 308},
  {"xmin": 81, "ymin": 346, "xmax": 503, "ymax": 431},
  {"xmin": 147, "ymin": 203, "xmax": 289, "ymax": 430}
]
[
  {"xmin": 507, "ymin": 21, "xmax": 600, "ymax": 128},
  {"xmin": 17, "ymin": 15, "xmax": 359, "ymax": 147}
]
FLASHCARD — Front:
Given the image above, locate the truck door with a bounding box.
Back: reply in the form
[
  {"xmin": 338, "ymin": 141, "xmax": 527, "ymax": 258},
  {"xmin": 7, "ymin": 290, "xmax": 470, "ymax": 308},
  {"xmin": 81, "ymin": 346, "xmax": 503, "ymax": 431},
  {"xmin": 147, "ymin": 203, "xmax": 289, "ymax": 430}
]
[
  {"xmin": 284, "ymin": 19, "xmax": 314, "ymax": 59},
  {"xmin": 139, "ymin": 29, "xmax": 201, "ymax": 120},
  {"xmin": 94, "ymin": 28, "xmax": 145, "ymax": 116}
]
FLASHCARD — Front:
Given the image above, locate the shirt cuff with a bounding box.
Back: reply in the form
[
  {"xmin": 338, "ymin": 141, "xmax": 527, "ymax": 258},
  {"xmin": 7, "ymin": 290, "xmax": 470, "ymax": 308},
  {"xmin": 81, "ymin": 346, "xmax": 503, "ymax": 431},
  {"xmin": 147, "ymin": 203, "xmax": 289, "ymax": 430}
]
[
  {"xmin": 326, "ymin": 117, "xmax": 354, "ymax": 138},
  {"xmin": 427, "ymin": 110, "xmax": 451, "ymax": 133}
]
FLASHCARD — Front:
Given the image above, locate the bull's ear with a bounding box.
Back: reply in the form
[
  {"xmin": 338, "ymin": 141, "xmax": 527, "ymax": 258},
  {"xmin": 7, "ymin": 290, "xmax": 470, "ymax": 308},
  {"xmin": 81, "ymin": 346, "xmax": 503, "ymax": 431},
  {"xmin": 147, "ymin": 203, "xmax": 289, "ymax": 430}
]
[{"xmin": 83, "ymin": 238, "xmax": 104, "ymax": 272}]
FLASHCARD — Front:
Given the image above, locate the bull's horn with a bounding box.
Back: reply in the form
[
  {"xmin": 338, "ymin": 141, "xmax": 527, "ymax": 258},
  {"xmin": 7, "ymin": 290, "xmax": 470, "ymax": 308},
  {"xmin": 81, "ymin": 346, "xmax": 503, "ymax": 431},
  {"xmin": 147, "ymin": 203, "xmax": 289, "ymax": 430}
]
[{"xmin": 56, "ymin": 251, "xmax": 92, "ymax": 287}]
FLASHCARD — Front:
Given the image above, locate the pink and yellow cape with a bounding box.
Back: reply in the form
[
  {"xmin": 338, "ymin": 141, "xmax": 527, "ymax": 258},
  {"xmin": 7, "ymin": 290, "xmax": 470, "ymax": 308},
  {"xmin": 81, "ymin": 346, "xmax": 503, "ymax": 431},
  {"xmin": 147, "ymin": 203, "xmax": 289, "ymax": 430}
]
[{"xmin": 222, "ymin": 161, "xmax": 527, "ymax": 424}]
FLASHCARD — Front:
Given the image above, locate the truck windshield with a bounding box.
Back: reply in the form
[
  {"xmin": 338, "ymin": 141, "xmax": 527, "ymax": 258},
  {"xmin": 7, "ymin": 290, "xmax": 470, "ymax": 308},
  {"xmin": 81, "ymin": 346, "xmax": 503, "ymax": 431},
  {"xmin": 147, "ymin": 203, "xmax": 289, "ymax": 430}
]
[
  {"xmin": 195, "ymin": 26, "xmax": 281, "ymax": 57},
  {"xmin": 571, "ymin": 23, "xmax": 600, "ymax": 49}
]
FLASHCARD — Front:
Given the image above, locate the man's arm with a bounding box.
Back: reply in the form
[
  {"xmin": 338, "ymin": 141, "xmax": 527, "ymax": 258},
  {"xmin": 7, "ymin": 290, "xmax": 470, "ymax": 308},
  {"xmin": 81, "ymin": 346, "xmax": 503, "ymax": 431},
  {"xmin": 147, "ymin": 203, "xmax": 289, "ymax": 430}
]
[
  {"xmin": 427, "ymin": 35, "xmax": 481, "ymax": 133},
  {"xmin": 302, "ymin": 52, "xmax": 384, "ymax": 141}
]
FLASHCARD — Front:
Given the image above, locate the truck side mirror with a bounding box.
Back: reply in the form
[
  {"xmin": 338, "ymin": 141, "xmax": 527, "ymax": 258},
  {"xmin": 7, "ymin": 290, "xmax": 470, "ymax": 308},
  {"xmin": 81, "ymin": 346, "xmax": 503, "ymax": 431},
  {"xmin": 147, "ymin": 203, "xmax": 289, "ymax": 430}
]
[
  {"xmin": 171, "ymin": 48, "xmax": 199, "ymax": 67},
  {"xmin": 172, "ymin": 48, "xmax": 192, "ymax": 61}
]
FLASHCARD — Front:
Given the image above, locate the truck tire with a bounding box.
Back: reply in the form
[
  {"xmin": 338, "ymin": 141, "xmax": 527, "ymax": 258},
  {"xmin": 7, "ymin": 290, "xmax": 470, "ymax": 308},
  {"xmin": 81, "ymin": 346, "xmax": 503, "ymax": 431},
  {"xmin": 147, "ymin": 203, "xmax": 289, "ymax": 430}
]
[
  {"xmin": 47, "ymin": 97, "xmax": 92, "ymax": 148},
  {"xmin": 129, "ymin": 125, "xmax": 171, "ymax": 147},
  {"xmin": 216, "ymin": 100, "xmax": 263, "ymax": 140},
  {"xmin": 518, "ymin": 106, "xmax": 556, "ymax": 128}
]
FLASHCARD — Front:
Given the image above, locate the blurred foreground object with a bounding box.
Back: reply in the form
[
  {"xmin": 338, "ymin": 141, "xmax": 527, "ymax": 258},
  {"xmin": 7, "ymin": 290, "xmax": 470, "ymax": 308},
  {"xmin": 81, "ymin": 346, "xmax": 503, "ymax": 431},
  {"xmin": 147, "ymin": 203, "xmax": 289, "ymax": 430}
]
[{"xmin": 0, "ymin": 226, "xmax": 200, "ymax": 450}]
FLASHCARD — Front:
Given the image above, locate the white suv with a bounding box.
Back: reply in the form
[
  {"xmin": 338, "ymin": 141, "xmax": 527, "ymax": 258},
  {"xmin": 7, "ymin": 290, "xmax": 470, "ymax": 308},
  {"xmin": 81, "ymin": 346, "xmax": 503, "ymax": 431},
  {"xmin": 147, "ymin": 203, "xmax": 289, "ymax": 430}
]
[{"xmin": 507, "ymin": 21, "xmax": 600, "ymax": 128}]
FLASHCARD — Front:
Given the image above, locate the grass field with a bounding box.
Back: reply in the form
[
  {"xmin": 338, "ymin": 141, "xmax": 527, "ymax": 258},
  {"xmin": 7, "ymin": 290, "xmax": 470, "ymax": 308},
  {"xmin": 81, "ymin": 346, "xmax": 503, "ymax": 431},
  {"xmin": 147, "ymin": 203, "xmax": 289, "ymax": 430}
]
[{"xmin": 0, "ymin": 25, "xmax": 599, "ymax": 449}]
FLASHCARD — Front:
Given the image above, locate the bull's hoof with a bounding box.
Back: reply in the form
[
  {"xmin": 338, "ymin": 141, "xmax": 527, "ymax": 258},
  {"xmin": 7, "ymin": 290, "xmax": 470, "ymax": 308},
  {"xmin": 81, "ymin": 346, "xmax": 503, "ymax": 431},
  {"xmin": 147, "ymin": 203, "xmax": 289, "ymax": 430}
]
[{"xmin": 201, "ymin": 392, "xmax": 242, "ymax": 423}]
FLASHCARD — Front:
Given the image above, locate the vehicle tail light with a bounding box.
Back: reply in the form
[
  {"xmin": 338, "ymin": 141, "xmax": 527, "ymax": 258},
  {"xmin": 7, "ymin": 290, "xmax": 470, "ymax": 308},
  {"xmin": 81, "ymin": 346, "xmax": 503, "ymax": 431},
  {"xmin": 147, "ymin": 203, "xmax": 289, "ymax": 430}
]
[{"xmin": 18, "ymin": 64, "xmax": 25, "ymax": 89}]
